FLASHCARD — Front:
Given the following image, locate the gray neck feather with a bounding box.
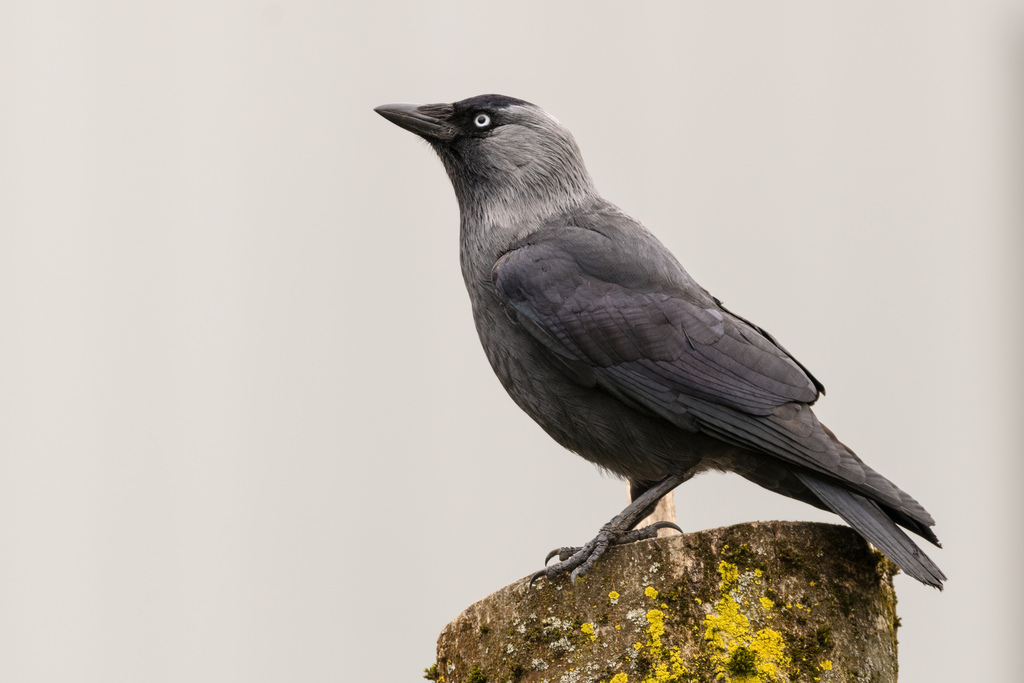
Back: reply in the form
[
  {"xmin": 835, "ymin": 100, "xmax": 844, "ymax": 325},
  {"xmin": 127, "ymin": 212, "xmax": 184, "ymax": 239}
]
[{"xmin": 432, "ymin": 112, "xmax": 599, "ymax": 286}]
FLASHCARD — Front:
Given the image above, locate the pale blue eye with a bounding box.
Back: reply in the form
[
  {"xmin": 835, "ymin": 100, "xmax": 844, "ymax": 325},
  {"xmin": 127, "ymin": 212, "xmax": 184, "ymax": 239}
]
[{"xmin": 474, "ymin": 113, "xmax": 491, "ymax": 128}]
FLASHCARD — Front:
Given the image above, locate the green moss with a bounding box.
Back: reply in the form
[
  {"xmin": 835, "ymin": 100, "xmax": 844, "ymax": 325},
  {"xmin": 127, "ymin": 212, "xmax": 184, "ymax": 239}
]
[
  {"xmin": 721, "ymin": 543, "xmax": 767, "ymax": 575},
  {"xmin": 816, "ymin": 626, "xmax": 832, "ymax": 650},
  {"xmin": 777, "ymin": 545, "xmax": 806, "ymax": 570},
  {"xmin": 422, "ymin": 663, "xmax": 439, "ymax": 680},
  {"xmin": 831, "ymin": 584, "xmax": 856, "ymax": 617},
  {"xmin": 465, "ymin": 664, "xmax": 488, "ymax": 683},
  {"xmin": 523, "ymin": 625, "xmax": 547, "ymax": 645},
  {"xmin": 727, "ymin": 645, "xmax": 757, "ymax": 677},
  {"xmin": 506, "ymin": 661, "xmax": 525, "ymax": 681},
  {"xmin": 786, "ymin": 622, "xmax": 837, "ymax": 681},
  {"xmin": 875, "ymin": 551, "xmax": 898, "ymax": 583}
]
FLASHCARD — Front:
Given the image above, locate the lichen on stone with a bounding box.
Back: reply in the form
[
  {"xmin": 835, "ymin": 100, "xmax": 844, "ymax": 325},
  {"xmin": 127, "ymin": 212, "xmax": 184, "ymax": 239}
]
[
  {"xmin": 434, "ymin": 523, "xmax": 899, "ymax": 683},
  {"xmin": 627, "ymin": 608, "xmax": 690, "ymax": 683},
  {"xmin": 701, "ymin": 561, "xmax": 791, "ymax": 682}
]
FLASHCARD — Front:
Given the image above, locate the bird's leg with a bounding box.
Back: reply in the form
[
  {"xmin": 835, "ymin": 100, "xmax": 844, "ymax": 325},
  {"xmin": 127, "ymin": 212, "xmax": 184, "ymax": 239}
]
[{"xmin": 530, "ymin": 473, "xmax": 690, "ymax": 587}]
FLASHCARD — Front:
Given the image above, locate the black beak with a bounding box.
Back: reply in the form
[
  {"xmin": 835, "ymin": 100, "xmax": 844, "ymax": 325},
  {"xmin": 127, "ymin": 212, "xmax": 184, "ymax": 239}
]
[{"xmin": 374, "ymin": 102, "xmax": 455, "ymax": 142}]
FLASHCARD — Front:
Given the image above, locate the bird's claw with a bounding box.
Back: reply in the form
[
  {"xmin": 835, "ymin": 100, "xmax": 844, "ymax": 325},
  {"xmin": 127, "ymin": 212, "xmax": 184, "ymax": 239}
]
[
  {"xmin": 620, "ymin": 521, "xmax": 682, "ymax": 543},
  {"xmin": 544, "ymin": 546, "xmax": 581, "ymax": 565},
  {"xmin": 529, "ymin": 521, "xmax": 682, "ymax": 589},
  {"xmin": 530, "ymin": 536, "xmax": 601, "ymax": 588}
]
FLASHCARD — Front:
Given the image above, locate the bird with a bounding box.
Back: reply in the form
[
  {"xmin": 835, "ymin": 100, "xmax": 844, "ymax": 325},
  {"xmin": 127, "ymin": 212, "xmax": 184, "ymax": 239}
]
[{"xmin": 374, "ymin": 94, "xmax": 945, "ymax": 589}]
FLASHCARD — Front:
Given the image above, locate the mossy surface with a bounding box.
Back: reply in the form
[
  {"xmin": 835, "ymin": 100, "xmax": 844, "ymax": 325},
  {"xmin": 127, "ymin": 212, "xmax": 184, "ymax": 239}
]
[{"xmin": 433, "ymin": 522, "xmax": 899, "ymax": 683}]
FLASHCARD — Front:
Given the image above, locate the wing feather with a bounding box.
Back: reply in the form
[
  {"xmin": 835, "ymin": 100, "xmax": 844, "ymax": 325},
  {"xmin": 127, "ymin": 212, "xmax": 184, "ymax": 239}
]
[{"xmin": 491, "ymin": 224, "xmax": 907, "ymax": 504}]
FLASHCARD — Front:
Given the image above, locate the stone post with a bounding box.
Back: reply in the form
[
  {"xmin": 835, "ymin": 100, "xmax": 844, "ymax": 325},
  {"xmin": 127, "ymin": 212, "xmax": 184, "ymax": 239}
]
[{"xmin": 428, "ymin": 522, "xmax": 899, "ymax": 683}]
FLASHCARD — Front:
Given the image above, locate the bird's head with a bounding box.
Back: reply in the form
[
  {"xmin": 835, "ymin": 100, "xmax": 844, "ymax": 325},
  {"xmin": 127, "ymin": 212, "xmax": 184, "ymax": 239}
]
[{"xmin": 375, "ymin": 94, "xmax": 597, "ymax": 228}]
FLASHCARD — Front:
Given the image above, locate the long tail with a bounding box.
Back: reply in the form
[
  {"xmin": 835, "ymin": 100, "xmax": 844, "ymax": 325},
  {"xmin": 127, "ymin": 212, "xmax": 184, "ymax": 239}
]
[{"xmin": 795, "ymin": 472, "xmax": 946, "ymax": 589}]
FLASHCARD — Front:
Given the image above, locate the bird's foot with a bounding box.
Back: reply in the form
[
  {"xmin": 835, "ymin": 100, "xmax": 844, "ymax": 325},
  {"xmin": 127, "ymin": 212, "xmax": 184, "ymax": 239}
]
[{"xmin": 529, "ymin": 520, "xmax": 681, "ymax": 587}]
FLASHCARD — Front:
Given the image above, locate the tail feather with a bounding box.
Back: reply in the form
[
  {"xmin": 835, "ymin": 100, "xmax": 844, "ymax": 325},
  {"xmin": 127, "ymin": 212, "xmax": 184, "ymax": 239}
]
[
  {"xmin": 881, "ymin": 504, "xmax": 942, "ymax": 547},
  {"xmin": 795, "ymin": 472, "xmax": 946, "ymax": 589}
]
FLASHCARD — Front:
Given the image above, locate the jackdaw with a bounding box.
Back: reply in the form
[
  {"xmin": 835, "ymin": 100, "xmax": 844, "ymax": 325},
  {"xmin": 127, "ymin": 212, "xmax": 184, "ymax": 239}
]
[{"xmin": 374, "ymin": 94, "xmax": 945, "ymax": 588}]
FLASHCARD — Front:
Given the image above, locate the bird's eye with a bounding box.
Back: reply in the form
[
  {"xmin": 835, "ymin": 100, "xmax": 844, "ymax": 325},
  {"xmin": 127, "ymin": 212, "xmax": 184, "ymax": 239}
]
[{"xmin": 473, "ymin": 113, "xmax": 491, "ymax": 128}]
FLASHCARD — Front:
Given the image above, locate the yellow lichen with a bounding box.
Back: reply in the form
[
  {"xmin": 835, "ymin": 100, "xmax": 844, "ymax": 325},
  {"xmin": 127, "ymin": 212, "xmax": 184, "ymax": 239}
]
[
  {"xmin": 702, "ymin": 592, "xmax": 750, "ymax": 649},
  {"xmin": 749, "ymin": 629, "xmax": 787, "ymax": 678},
  {"xmin": 647, "ymin": 610, "xmax": 665, "ymax": 641},
  {"xmin": 718, "ymin": 562, "xmax": 740, "ymax": 591},
  {"xmin": 636, "ymin": 609, "xmax": 689, "ymax": 683},
  {"xmin": 820, "ymin": 660, "xmax": 833, "ymax": 671},
  {"xmin": 609, "ymin": 591, "xmax": 621, "ymax": 601},
  {"xmin": 701, "ymin": 561, "xmax": 791, "ymax": 681},
  {"xmin": 603, "ymin": 559, "xmax": 794, "ymax": 682}
]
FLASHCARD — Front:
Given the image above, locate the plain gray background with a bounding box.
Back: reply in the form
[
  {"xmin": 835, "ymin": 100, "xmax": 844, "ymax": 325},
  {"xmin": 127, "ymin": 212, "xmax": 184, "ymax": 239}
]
[{"xmin": 2, "ymin": 1, "xmax": 1020, "ymax": 681}]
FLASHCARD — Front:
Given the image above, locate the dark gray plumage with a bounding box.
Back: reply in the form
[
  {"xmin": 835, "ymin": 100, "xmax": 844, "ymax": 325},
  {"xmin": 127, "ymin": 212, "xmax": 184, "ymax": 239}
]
[{"xmin": 374, "ymin": 94, "xmax": 945, "ymax": 589}]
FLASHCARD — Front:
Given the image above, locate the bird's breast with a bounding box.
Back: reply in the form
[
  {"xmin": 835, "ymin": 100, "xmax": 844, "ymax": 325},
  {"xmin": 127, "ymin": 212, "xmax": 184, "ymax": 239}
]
[{"xmin": 462, "ymin": 277, "xmax": 716, "ymax": 482}]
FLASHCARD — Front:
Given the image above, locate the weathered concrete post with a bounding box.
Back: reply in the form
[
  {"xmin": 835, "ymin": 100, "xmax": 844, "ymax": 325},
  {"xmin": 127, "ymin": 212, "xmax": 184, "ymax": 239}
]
[{"xmin": 428, "ymin": 522, "xmax": 899, "ymax": 683}]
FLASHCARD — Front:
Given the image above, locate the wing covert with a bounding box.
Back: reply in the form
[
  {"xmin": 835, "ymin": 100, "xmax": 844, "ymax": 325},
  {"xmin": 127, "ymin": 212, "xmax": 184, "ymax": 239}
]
[{"xmin": 492, "ymin": 227, "xmax": 821, "ymax": 418}]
